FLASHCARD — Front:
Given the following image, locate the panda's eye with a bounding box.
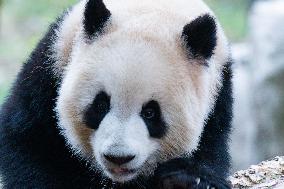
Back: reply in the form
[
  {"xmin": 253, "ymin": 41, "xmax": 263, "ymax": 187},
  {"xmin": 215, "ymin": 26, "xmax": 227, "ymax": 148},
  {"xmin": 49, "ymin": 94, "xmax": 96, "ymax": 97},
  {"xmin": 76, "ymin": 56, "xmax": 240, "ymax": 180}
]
[
  {"xmin": 84, "ymin": 91, "xmax": 110, "ymax": 130},
  {"xmin": 140, "ymin": 100, "xmax": 166, "ymax": 138},
  {"xmin": 141, "ymin": 100, "xmax": 160, "ymax": 120},
  {"xmin": 94, "ymin": 100, "xmax": 109, "ymax": 114},
  {"xmin": 93, "ymin": 92, "xmax": 110, "ymax": 114},
  {"xmin": 141, "ymin": 108, "xmax": 156, "ymax": 119}
]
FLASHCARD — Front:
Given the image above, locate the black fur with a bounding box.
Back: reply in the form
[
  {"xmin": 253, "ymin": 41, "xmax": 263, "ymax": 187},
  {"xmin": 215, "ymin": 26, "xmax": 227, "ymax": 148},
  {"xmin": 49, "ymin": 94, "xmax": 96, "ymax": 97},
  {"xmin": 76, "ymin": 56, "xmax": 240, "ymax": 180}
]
[
  {"xmin": 0, "ymin": 17, "xmax": 106, "ymax": 189},
  {"xmin": 84, "ymin": 91, "xmax": 111, "ymax": 130},
  {"xmin": 140, "ymin": 100, "xmax": 167, "ymax": 138},
  {"xmin": 83, "ymin": 0, "xmax": 111, "ymax": 39},
  {"xmin": 0, "ymin": 9, "xmax": 232, "ymax": 189},
  {"xmin": 182, "ymin": 14, "xmax": 217, "ymax": 60}
]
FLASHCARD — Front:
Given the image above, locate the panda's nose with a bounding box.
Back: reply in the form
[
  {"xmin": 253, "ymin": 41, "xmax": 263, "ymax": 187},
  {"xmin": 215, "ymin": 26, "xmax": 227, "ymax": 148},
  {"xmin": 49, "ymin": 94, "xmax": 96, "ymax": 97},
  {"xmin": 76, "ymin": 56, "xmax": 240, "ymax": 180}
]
[{"xmin": 104, "ymin": 154, "xmax": 135, "ymax": 165}]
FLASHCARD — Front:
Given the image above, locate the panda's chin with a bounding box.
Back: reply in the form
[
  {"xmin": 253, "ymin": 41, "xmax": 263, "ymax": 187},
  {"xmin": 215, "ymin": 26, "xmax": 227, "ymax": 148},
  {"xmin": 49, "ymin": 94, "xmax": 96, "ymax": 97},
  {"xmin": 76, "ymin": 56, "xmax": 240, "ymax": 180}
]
[{"xmin": 105, "ymin": 167, "xmax": 138, "ymax": 182}]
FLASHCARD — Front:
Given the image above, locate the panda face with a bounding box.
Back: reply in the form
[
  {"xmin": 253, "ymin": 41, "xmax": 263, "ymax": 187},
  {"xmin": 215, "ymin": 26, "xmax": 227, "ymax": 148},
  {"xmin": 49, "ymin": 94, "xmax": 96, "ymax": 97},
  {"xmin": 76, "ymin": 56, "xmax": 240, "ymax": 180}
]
[
  {"xmin": 56, "ymin": 35, "xmax": 205, "ymax": 182},
  {"xmin": 55, "ymin": 0, "xmax": 229, "ymax": 183}
]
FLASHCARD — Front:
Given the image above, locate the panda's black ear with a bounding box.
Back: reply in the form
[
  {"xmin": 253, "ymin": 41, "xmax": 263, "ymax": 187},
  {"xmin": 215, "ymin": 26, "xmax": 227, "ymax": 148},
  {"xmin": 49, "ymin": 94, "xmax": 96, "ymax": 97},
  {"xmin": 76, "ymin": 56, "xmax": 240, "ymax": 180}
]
[
  {"xmin": 182, "ymin": 14, "xmax": 217, "ymax": 60},
  {"xmin": 83, "ymin": 0, "xmax": 111, "ymax": 39}
]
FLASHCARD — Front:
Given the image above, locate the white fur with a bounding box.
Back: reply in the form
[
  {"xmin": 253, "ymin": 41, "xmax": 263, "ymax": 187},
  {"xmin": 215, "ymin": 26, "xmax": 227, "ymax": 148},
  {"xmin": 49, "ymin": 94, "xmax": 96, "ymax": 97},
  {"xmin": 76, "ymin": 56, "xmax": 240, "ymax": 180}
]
[
  {"xmin": 91, "ymin": 113, "xmax": 158, "ymax": 181},
  {"xmin": 52, "ymin": 0, "xmax": 86, "ymax": 77},
  {"xmin": 55, "ymin": 0, "xmax": 230, "ymax": 182}
]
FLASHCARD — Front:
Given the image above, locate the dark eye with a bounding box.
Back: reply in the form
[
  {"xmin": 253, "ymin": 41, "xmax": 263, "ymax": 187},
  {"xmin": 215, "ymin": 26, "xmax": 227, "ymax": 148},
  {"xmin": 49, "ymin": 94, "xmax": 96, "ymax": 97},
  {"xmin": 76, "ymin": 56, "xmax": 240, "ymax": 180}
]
[
  {"xmin": 84, "ymin": 91, "xmax": 110, "ymax": 130},
  {"xmin": 94, "ymin": 99, "xmax": 109, "ymax": 114},
  {"xmin": 140, "ymin": 100, "xmax": 166, "ymax": 138},
  {"xmin": 141, "ymin": 108, "xmax": 156, "ymax": 119}
]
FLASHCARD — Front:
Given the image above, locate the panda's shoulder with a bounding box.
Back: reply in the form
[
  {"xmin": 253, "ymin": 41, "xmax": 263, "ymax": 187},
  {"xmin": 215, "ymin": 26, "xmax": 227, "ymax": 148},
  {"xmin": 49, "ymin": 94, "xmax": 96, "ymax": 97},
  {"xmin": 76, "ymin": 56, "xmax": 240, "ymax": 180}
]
[{"xmin": 0, "ymin": 12, "xmax": 66, "ymax": 181}]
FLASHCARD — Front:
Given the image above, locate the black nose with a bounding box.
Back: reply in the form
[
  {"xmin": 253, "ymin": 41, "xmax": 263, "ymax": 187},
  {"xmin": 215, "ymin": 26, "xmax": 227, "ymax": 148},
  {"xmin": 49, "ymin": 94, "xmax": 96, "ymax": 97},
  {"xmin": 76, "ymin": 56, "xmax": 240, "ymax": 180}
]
[{"xmin": 104, "ymin": 154, "xmax": 135, "ymax": 165}]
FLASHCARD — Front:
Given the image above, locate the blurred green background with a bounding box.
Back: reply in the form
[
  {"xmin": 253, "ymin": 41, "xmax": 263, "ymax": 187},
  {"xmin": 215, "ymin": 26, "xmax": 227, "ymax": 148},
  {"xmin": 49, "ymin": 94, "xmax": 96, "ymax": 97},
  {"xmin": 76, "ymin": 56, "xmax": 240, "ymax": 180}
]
[{"xmin": 0, "ymin": 0, "xmax": 250, "ymax": 103}]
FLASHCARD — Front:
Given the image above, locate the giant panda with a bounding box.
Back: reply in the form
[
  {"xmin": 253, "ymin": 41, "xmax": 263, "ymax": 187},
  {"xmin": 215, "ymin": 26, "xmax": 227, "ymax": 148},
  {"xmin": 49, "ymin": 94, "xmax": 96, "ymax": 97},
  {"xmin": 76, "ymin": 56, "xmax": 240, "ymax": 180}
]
[{"xmin": 0, "ymin": 0, "xmax": 233, "ymax": 188}]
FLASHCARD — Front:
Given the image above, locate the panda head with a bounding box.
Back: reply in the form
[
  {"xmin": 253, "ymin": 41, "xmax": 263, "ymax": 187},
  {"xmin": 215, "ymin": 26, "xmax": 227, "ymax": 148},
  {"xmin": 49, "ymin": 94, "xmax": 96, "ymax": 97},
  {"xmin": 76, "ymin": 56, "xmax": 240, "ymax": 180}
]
[{"xmin": 55, "ymin": 0, "xmax": 229, "ymax": 183}]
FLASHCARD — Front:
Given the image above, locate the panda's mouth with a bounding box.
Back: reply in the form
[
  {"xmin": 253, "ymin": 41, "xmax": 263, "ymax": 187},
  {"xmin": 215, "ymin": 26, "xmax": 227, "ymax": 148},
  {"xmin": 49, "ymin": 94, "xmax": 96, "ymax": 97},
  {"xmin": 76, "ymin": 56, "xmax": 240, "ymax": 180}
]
[
  {"xmin": 108, "ymin": 167, "xmax": 137, "ymax": 176},
  {"xmin": 104, "ymin": 167, "xmax": 138, "ymax": 182}
]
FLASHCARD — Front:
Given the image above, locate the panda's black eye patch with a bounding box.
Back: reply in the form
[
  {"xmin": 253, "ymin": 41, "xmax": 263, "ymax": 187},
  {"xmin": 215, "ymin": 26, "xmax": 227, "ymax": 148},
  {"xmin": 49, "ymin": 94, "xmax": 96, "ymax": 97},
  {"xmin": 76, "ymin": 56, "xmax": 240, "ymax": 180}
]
[
  {"xmin": 84, "ymin": 91, "xmax": 110, "ymax": 130},
  {"xmin": 140, "ymin": 100, "xmax": 166, "ymax": 138}
]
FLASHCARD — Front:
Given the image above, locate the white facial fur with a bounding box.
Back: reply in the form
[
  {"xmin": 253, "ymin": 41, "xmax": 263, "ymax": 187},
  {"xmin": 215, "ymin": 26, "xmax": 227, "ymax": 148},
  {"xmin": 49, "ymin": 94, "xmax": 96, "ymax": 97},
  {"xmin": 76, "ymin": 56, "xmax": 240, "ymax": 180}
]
[
  {"xmin": 55, "ymin": 0, "xmax": 230, "ymax": 183},
  {"xmin": 91, "ymin": 113, "xmax": 159, "ymax": 181}
]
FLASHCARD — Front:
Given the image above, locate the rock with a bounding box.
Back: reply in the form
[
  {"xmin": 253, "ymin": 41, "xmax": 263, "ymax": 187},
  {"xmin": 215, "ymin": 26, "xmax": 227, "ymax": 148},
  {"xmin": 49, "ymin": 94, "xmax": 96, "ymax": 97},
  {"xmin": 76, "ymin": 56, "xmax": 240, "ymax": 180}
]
[{"xmin": 229, "ymin": 156, "xmax": 284, "ymax": 189}]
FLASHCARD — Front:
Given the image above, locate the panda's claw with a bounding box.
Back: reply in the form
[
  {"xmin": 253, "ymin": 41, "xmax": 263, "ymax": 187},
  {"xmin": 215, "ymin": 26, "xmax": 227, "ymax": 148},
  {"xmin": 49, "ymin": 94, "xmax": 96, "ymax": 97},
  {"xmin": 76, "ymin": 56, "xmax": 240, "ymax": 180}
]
[{"xmin": 196, "ymin": 177, "xmax": 201, "ymax": 185}]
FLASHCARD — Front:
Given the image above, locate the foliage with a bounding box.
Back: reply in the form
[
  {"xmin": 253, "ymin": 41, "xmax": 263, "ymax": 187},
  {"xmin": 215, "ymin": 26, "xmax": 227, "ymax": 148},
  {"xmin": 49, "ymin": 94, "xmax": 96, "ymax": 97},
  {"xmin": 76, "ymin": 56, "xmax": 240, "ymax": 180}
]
[{"xmin": 205, "ymin": 0, "xmax": 249, "ymax": 41}]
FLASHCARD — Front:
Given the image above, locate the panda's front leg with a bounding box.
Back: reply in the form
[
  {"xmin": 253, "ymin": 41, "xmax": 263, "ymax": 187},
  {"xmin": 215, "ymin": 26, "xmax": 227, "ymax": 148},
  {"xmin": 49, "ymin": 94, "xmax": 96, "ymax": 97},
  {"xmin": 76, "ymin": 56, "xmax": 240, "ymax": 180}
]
[{"xmin": 153, "ymin": 158, "xmax": 231, "ymax": 189}]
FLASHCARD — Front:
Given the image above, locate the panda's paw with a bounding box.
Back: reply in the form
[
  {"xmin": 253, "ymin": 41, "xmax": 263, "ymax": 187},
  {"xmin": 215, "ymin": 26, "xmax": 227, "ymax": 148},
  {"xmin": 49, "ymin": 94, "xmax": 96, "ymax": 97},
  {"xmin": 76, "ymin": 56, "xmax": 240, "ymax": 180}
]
[
  {"xmin": 157, "ymin": 171, "xmax": 231, "ymax": 189},
  {"xmin": 154, "ymin": 159, "xmax": 231, "ymax": 189}
]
